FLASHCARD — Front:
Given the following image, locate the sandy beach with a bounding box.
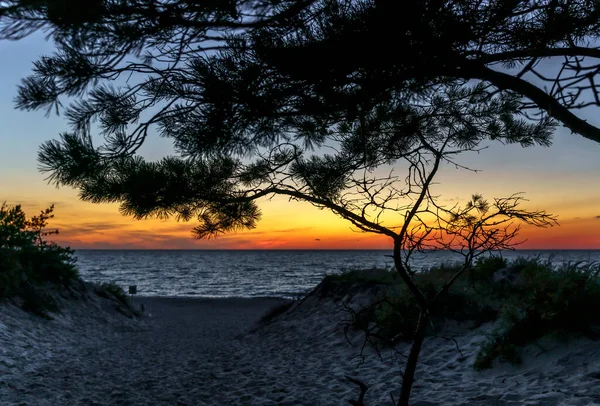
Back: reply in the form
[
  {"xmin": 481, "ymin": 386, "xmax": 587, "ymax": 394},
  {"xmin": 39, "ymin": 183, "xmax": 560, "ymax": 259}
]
[{"xmin": 2, "ymin": 289, "xmax": 600, "ymax": 406}]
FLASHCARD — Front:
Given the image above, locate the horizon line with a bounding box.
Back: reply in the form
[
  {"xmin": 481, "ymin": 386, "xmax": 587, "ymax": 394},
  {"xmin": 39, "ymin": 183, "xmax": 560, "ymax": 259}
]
[{"xmin": 71, "ymin": 248, "xmax": 600, "ymax": 251}]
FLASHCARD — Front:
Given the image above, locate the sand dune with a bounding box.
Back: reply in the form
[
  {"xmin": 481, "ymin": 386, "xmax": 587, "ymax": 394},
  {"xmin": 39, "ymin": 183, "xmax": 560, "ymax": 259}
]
[{"xmin": 2, "ymin": 289, "xmax": 600, "ymax": 405}]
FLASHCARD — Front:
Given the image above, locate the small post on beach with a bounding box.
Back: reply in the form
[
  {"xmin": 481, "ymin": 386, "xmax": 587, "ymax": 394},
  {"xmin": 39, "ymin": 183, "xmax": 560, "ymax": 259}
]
[{"xmin": 128, "ymin": 285, "xmax": 137, "ymax": 308}]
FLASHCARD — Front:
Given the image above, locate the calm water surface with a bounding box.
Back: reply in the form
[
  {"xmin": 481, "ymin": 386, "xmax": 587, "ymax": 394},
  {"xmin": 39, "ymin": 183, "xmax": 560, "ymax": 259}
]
[{"xmin": 74, "ymin": 249, "xmax": 600, "ymax": 298}]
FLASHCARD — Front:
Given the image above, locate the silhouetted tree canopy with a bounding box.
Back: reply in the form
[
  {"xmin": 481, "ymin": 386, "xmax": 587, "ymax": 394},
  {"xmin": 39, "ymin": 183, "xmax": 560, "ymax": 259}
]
[
  {"xmin": 0, "ymin": 0, "xmax": 586, "ymax": 236},
  {"xmin": 1, "ymin": 4, "xmax": 567, "ymax": 403}
]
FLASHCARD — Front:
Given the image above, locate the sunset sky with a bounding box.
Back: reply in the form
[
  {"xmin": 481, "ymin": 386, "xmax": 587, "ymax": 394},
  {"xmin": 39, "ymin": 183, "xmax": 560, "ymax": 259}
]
[{"xmin": 1, "ymin": 34, "xmax": 600, "ymax": 250}]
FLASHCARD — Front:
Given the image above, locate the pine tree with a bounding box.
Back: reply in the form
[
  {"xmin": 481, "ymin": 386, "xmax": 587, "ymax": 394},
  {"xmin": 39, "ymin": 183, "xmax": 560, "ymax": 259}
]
[{"xmin": 0, "ymin": 1, "xmax": 581, "ymax": 403}]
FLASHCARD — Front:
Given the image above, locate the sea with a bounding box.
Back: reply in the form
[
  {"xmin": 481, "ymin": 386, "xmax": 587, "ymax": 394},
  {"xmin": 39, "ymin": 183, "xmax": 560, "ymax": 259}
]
[{"xmin": 74, "ymin": 249, "xmax": 600, "ymax": 299}]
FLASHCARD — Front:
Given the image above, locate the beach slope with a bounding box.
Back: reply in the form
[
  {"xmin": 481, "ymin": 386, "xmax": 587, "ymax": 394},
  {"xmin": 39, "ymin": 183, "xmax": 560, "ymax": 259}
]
[{"xmin": 2, "ymin": 292, "xmax": 600, "ymax": 405}]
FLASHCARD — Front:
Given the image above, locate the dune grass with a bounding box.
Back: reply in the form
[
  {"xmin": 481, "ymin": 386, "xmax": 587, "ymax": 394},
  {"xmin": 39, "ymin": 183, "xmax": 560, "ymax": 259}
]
[
  {"xmin": 95, "ymin": 282, "xmax": 129, "ymax": 306},
  {"xmin": 325, "ymin": 256, "xmax": 600, "ymax": 369}
]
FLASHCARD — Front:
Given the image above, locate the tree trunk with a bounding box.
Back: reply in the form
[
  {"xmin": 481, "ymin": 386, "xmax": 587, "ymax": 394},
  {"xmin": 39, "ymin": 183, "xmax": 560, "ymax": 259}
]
[{"xmin": 398, "ymin": 310, "xmax": 428, "ymax": 406}]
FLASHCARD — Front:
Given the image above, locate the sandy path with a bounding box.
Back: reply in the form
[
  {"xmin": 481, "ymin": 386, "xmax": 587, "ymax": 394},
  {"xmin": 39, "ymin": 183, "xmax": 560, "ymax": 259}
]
[
  {"xmin": 1, "ymin": 297, "xmax": 289, "ymax": 406},
  {"xmin": 3, "ymin": 294, "xmax": 600, "ymax": 406}
]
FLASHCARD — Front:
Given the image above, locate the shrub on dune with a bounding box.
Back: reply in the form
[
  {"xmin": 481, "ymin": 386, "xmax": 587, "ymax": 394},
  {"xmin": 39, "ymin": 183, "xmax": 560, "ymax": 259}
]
[
  {"xmin": 0, "ymin": 203, "xmax": 79, "ymax": 317},
  {"xmin": 476, "ymin": 259, "xmax": 600, "ymax": 369},
  {"xmin": 334, "ymin": 257, "xmax": 600, "ymax": 370}
]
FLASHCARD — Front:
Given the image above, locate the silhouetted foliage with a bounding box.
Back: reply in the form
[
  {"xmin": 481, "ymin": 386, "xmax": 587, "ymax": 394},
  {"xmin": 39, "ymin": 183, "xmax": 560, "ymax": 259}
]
[
  {"xmin": 2, "ymin": 1, "xmax": 600, "ymax": 145},
  {"xmin": 475, "ymin": 259, "xmax": 600, "ymax": 369},
  {"xmin": 0, "ymin": 1, "xmax": 583, "ymax": 404},
  {"xmin": 334, "ymin": 258, "xmax": 600, "ymax": 371},
  {"xmin": 338, "ymin": 261, "xmax": 498, "ymax": 349},
  {"xmin": 95, "ymin": 281, "xmax": 129, "ymax": 306},
  {"xmin": 0, "ymin": 203, "xmax": 78, "ymax": 316},
  {"xmin": 0, "ymin": 1, "xmax": 565, "ymax": 242}
]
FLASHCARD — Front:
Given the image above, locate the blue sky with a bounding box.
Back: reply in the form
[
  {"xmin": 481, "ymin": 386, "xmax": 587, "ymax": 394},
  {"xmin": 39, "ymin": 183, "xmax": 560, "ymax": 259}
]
[{"xmin": 1, "ymin": 33, "xmax": 599, "ymax": 249}]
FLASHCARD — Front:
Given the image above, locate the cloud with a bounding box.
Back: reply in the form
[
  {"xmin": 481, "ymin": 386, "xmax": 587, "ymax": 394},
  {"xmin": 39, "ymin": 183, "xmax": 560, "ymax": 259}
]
[
  {"xmin": 49, "ymin": 220, "xmax": 320, "ymax": 249},
  {"xmin": 273, "ymin": 227, "xmax": 314, "ymax": 234},
  {"xmin": 53, "ymin": 222, "xmax": 131, "ymax": 234},
  {"xmin": 67, "ymin": 240, "xmax": 142, "ymax": 250},
  {"xmin": 1, "ymin": 200, "xmax": 74, "ymax": 212},
  {"xmin": 64, "ymin": 232, "xmax": 246, "ymax": 250},
  {"xmin": 157, "ymin": 224, "xmax": 314, "ymax": 236},
  {"xmin": 153, "ymin": 223, "xmax": 198, "ymax": 233}
]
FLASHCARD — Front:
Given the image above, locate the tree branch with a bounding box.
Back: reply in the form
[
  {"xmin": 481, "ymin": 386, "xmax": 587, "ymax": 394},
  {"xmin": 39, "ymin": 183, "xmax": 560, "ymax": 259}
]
[
  {"xmin": 481, "ymin": 46, "xmax": 600, "ymax": 63},
  {"xmin": 467, "ymin": 63, "xmax": 600, "ymax": 143}
]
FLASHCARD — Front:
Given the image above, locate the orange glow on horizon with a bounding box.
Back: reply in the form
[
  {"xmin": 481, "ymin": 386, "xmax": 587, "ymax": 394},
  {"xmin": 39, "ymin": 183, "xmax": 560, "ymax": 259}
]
[
  {"xmin": 6, "ymin": 197, "xmax": 596, "ymax": 251},
  {"xmin": 3, "ymin": 37, "xmax": 600, "ymax": 251},
  {"xmin": 4, "ymin": 178, "xmax": 600, "ymax": 250}
]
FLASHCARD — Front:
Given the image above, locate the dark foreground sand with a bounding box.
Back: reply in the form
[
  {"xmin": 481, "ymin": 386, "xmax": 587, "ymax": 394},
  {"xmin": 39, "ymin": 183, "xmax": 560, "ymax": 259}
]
[
  {"xmin": 1, "ymin": 296, "xmax": 293, "ymax": 406},
  {"xmin": 3, "ymin": 293, "xmax": 600, "ymax": 405}
]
